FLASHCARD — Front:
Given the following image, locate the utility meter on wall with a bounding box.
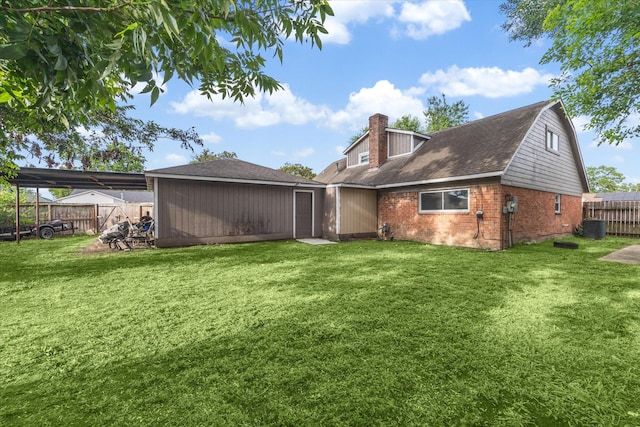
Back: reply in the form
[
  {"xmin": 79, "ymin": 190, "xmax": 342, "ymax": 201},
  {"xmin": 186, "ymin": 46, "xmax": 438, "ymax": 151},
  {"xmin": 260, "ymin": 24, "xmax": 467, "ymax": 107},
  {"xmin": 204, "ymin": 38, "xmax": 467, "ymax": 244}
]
[{"xmin": 503, "ymin": 196, "xmax": 518, "ymax": 213}]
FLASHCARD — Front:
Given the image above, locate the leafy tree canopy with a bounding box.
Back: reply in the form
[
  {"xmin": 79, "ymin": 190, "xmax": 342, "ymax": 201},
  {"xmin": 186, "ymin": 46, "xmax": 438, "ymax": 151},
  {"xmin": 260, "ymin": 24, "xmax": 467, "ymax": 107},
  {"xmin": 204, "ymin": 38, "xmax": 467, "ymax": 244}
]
[
  {"xmin": 190, "ymin": 149, "xmax": 238, "ymax": 163},
  {"xmin": 587, "ymin": 165, "xmax": 640, "ymax": 193},
  {"xmin": 0, "ymin": 0, "xmax": 332, "ymax": 120},
  {"xmin": 500, "ymin": 0, "xmax": 640, "ymax": 145},
  {"xmin": 1, "ymin": 105, "xmax": 203, "ymax": 185},
  {"xmin": 390, "ymin": 115, "xmax": 425, "ymax": 133},
  {"xmin": 347, "ymin": 126, "xmax": 369, "ymax": 147},
  {"xmin": 423, "ymin": 94, "xmax": 469, "ymax": 132},
  {"xmin": 49, "ymin": 188, "xmax": 72, "ymax": 200},
  {"xmin": 0, "ymin": 184, "xmax": 33, "ymax": 224},
  {"xmin": 278, "ymin": 162, "xmax": 315, "ymax": 179},
  {"xmin": 0, "ymin": 0, "xmax": 332, "ymax": 179}
]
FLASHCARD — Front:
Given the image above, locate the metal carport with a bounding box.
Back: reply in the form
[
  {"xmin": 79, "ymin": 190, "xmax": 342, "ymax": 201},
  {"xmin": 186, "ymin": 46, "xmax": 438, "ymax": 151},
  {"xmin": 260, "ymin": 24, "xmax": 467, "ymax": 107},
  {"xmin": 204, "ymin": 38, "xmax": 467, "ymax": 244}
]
[{"xmin": 4, "ymin": 168, "xmax": 148, "ymax": 242}]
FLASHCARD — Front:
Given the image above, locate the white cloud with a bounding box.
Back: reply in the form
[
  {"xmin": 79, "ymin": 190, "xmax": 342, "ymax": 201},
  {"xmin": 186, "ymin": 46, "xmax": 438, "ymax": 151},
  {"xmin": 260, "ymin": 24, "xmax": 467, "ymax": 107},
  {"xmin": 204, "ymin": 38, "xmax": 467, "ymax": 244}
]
[
  {"xmin": 294, "ymin": 147, "xmax": 315, "ymax": 158},
  {"xmin": 201, "ymin": 132, "xmax": 222, "ymax": 145},
  {"xmin": 396, "ymin": 0, "xmax": 471, "ymax": 40},
  {"xmin": 324, "ymin": 1, "xmax": 395, "ymax": 44},
  {"xmin": 165, "ymin": 153, "xmax": 187, "ymax": 165},
  {"xmin": 168, "ymin": 64, "xmax": 555, "ymax": 139},
  {"xmin": 170, "ymin": 84, "xmax": 330, "ymax": 129},
  {"xmin": 612, "ymin": 155, "xmax": 625, "ymax": 163},
  {"xmin": 572, "ymin": 115, "xmax": 591, "ymax": 134},
  {"xmin": 272, "ymin": 150, "xmax": 286, "ymax": 156},
  {"xmin": 324, "ymin": 1, "xmax": 469, "ymax": 44},
  {"xmin": 616, "ymin": 141, "xmax": 633, "ymax": 150},
  {"xmin": 170, "ymin": 90, "xmax": 254, "ymax": 121},
  {"xmin": 327, "ymin": 80, "xmax": 425, "ymax": 131},
  {"xmin": 418, "ymin": 66, "xmax": 554, "ymax": 98}
]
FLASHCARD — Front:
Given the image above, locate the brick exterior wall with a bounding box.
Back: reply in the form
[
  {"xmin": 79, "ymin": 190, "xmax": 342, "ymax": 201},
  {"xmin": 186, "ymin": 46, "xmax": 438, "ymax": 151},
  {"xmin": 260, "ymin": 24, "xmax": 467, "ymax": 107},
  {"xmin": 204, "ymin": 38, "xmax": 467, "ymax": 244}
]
[
  {"xmin": 500, "ymin": 185, "xmax": 582, "ymax": 247},
  {"xmin": 368, "ymin": 114, "xmax": 388, "ymax": 168},
  {"xmin": 377, "ymin": 183, "xmax": 582, "ymax": 250}
]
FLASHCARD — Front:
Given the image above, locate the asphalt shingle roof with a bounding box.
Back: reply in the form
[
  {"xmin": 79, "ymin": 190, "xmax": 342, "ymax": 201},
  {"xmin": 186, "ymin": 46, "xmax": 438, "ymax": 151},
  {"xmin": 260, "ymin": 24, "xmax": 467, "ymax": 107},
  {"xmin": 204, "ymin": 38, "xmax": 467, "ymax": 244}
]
[
  {"xmin": 315, "ymin": 100, "xmax": 553, "ymax": 187},
  {"xmin": 146, "ymin": 158, "xmax": 321, "ymax": 186},
  {"xmin": 595, "ymin": 192, "xmax": 640, "ymax": 202}
]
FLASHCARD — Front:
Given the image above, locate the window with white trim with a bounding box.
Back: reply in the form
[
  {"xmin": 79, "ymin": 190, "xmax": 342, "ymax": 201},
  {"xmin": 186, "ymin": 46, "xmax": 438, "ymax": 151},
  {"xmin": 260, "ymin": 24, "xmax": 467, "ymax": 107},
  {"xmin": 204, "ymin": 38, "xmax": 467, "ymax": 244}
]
[
  {"xmin": 358, "ymin": 152, "xmax": 369, "ymax": 165},
  {"xmin": 555, "ymin": 194, "xmax": 561, "ymax": 214},
  {"xmin": 419, "ymin": 189, "xmax": 469, "ymax": 212},
  {"xmin": 546, "ymin": 128, "xmax": 560, "ymax": 152}
]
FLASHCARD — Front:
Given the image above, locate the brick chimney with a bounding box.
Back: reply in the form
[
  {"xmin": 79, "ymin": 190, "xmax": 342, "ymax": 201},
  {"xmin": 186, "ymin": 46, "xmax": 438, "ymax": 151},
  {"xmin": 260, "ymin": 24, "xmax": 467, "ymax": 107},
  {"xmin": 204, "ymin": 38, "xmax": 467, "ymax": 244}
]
[{"xmin": 368, "ymin": 113, "xmax": 388, "ymax": 168}]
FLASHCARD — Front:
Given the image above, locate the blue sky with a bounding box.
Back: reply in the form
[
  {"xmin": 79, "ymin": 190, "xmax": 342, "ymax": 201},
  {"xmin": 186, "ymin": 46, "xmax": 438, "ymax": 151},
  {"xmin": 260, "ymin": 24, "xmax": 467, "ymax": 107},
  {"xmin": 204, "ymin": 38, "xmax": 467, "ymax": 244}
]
[{"xmin": 127, "ymin": 0, "xmax": 638, "ymax": 187}]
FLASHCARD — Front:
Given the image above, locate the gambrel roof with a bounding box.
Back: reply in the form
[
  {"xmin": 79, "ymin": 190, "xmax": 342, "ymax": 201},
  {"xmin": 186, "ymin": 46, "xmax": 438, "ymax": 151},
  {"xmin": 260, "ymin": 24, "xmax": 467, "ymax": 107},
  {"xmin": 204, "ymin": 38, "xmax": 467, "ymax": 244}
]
[{"xmin": 315, "ymin": 100, "xmax": 589, "ymax": 193}]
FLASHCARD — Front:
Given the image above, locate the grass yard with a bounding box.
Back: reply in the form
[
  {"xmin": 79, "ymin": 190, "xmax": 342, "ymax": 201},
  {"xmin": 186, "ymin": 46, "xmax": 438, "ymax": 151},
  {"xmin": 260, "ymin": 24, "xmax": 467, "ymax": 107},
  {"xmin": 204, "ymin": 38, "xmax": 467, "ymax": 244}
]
[{"xmin": 1, "ymin": 235, "xmax": 639, "ymax": 426}]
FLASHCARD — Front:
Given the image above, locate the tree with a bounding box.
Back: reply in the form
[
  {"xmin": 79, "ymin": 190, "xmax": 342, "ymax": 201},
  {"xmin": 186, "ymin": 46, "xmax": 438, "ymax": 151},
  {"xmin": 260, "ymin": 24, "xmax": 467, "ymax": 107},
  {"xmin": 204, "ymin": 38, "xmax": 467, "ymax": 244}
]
[
  {"xmin": 0, "ymin": 1, "xmax": 333, "ymax": 178},
  {"xmin": 391, "ymin": 115, "xmax": 425, "ymax": 133},
  {"xmin": 347, "ymin": 126, "xmax": 369, "ymax": 147},
  {"xmin": 2, "ymin": 106, "xmax": 202, "ymax": 182},
  {"xmin": 423, "ymin": 94, "xmax": 469, "ymax": 132},
  {"xmin": 190, "ymin": 149, "xmax": 237, "ymax": 163},
  {"xmin": 627, "ymin": 183, "xmax": 640, "ymax": 192},
  {"xmin": 278, "ymin": 162, "xmax": 315, "ymax": 179},
  {"xmin": 48, "ymin": 188, "xmax": 72, "ymax": 200},
  {"xmin": 0, "ymin": 184, "xmax": 32, "ymax": 224},
  {"xmin": 587, "ymin": 165, "xmax": 631, "ymax": 193},
  {"xmin": 500, "ymin": 0, "xmax": 640, "ymax": 145}
]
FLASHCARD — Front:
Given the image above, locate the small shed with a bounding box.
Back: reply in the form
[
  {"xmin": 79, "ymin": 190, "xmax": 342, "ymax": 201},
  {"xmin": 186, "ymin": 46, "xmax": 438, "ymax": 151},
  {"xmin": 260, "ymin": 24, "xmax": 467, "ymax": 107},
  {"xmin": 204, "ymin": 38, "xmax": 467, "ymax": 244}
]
[{"xmin": 146, "ymin": 159, "xmax": 325, "ymax": 247}]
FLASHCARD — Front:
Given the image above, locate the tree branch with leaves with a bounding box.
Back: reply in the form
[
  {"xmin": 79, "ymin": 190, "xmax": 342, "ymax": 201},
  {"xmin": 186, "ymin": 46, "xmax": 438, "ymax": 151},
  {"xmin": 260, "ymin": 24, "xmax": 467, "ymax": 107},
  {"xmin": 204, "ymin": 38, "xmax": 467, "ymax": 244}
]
[
  {"xmin": 501, "ymin": 0, "xmax": 640, "ymax": 146},
  {"xmin": 0, "ymin": 0, "xmax": 333, "ymax": 181}
]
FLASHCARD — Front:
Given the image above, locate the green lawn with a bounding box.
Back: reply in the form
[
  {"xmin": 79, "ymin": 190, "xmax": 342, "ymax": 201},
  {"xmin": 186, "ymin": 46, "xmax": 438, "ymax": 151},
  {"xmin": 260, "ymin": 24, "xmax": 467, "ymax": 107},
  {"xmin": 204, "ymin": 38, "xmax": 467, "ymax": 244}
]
[{"xmin": 1, "ymin": 235, "xmax": 639, "ymax": 426}]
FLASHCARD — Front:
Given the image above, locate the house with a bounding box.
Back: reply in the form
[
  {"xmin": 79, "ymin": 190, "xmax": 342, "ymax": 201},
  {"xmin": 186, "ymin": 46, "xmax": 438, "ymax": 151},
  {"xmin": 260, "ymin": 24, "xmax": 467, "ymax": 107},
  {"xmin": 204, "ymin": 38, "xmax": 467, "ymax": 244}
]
[
  {"xmin": 145, "ymin": 159, "xmax": 325, "ymax": 247},
  {"xmin": 56, "ymin": 189, "xmax": 155, "ymax": 230},
  {"xmin": 56, "ymin": 189, "xmax": 154, "ymax": 204},
  {"xmin": 586, "ymin": 192, "xmax": 640, "ymax": 202},
  {"xmin": 144, "ymin": 100, "xmax": 589, "ymax": 250},
  {"xmin": 314, "ymin": 100, "xmax": 589, "ymax": 249}
]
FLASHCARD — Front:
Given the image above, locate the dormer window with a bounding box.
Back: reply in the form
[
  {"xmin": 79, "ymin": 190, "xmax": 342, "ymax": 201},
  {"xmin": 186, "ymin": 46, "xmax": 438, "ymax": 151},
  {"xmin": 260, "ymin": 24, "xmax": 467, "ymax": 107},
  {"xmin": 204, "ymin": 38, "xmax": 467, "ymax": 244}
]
[
  {"xmin": 358, "ymin": 152, "xmax": 369, "ymax": 165},
  {"xmin": 546, "ymin": 128, "xmax": 559, "ymax": 152}
]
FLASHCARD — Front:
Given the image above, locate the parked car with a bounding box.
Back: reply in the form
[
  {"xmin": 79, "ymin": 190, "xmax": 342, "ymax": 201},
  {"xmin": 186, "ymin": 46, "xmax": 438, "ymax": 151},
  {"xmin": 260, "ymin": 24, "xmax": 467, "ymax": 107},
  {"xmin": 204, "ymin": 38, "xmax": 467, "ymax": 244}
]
[
  {"xmin": 38, "ymin": 219, "xmax": 72, "ymax": 239},
  {"xmin": 0, "ymin": 224, "xmax": 35, "ymax": 241}
]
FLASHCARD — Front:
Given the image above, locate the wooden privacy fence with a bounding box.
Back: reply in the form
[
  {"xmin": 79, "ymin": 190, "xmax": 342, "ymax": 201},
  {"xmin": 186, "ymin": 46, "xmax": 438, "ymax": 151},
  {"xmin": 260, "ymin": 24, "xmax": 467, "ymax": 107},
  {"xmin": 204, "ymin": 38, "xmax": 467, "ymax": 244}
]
[
  {"xmin": 2, "ymin": 203, "xmax": 153, "ymax": 233},
  {"xmin": 583, "ymin": 201, "xmax": 640, "ymax": 237}
]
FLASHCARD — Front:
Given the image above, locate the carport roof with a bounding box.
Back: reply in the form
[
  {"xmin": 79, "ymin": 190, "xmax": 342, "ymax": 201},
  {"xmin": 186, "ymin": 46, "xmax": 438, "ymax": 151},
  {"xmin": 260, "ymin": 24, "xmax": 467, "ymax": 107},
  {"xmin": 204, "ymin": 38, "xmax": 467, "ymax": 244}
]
[{"xmin": 7, "ymin": 167, "xmax": 149, "ymax": 190}]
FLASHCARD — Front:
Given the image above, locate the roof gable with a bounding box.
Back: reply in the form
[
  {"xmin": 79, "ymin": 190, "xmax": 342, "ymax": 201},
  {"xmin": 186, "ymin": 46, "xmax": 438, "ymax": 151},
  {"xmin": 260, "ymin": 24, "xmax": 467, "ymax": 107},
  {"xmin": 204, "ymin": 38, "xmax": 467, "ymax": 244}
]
[{"xmin": 316, "ymin": 101, "xmax": 554, "ymax": 187}]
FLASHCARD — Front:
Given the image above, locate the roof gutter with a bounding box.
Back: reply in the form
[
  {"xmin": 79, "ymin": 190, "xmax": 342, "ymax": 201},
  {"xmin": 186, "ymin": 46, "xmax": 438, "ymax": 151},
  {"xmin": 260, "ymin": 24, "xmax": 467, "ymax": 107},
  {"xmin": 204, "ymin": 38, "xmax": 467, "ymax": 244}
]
[
  {"xmin": 374, "ymin": 171, "xmax": 504, "ymax": 189},
  {"xmin": 326, "ymin": 183, "xmax": 376, "ymax": 190}
]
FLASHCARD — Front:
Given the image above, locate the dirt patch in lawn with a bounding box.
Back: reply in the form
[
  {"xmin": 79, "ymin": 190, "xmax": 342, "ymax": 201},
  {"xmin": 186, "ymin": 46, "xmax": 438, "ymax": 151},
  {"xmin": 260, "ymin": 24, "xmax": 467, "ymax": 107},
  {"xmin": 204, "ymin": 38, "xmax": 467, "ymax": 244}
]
[{"xmin": 79, "ymin": 239, "xmax": 114, "ymax": 254}]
